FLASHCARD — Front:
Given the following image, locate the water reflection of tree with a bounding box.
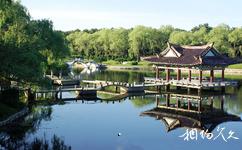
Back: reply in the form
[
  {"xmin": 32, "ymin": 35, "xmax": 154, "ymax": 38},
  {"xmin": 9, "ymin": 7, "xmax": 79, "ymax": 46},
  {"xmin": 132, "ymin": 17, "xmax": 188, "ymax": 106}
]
[
  {"xmin": 212, "ymin": 87, "xmax": 242, "ymax": 115},
  {"xmin": 131, "ymin": 97, "xmax": 155, "ymax": 108},
  {"xmin": 1, "ymin": 134, "xmax": 71, "ymax": 150},
  {"xmin": 0, "ymin": 105, "xmax": 71, "ymax": 149},
  {"xmin": 226, "ymin": 87, "xmax": 242, "ymax": 114},
  {"xmin": 80, "ymin": 70, "xmax": 154, "ymax": 83}
]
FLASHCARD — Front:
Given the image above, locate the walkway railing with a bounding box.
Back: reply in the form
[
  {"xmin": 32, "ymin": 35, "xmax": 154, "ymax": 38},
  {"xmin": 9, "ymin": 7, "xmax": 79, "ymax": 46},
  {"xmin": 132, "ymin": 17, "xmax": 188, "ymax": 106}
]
[{"xmin": 144, "ymin": 77, "xmax": 238, "ymax": 89}]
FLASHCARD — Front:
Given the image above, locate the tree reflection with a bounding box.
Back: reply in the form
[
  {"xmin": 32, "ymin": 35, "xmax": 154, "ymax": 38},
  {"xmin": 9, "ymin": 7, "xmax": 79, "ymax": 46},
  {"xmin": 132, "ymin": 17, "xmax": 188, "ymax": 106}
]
[
  {"xmin": 0, "ymin": 105, "xmax": 71, "ymax": 150},
  {"xmin": 1, "ymin": 134, "xmax": 71, "ymax": 150},
  {"xmin": 131, "ymin": 96, "xmax": 155, "ymax": 108}
]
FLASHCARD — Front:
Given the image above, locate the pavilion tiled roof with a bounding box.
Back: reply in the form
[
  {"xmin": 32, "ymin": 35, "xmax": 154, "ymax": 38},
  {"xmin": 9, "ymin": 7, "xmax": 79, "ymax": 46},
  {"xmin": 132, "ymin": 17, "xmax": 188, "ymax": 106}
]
[{"xmin": 142, "ymin": 43, "xmax": 235, "ymax": 67}]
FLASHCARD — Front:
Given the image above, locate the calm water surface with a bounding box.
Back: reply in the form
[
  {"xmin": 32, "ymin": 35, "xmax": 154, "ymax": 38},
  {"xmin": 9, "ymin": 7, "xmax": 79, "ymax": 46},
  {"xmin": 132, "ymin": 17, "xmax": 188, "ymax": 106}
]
[{"xmin": 1, "ymin": 70, "xmax": 242, "ymax": 150}]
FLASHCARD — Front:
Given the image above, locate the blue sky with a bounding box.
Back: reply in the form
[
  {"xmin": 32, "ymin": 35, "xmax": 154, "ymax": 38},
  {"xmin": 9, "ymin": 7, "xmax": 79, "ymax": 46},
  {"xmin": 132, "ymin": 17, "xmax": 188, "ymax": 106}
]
[{"xmin": 21, "ymin": 0, "xmax": 242, "ymax": 31}]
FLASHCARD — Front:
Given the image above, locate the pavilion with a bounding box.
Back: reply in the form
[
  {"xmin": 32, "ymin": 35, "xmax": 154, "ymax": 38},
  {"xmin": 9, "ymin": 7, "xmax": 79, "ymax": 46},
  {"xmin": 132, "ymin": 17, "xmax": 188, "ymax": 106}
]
[{"xmin": 143, "ymin": 42, "xmax": 237, "ymax": 90}]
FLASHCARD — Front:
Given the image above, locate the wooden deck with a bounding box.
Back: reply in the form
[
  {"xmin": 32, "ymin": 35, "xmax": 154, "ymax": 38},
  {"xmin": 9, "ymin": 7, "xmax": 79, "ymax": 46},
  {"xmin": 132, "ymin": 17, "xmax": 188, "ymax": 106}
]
[{"xmin": 144, "ymin": 77, "xmax": 238, "ymax": 89}]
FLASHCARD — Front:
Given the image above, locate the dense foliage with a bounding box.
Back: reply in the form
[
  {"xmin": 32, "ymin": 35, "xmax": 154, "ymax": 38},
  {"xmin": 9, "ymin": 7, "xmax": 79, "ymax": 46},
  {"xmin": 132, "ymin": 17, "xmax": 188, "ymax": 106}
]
[
  {"xmin": 66, "ymin": 24, "xmax": 242, "ymax": 62},
  {"xmin": 0, "ymin": 0, "xmax": 241, "ymax": 84},
  {"xmin": 0, "ymin": 0, "xmax": 69, "ymax": 84}
]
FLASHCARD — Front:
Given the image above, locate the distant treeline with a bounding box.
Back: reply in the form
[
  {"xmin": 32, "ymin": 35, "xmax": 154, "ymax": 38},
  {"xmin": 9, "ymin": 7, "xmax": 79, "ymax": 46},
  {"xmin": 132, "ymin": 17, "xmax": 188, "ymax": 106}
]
[
  {"xmin": 66, "ymin": 24, "xmax": 242, "ymax": 62},
  {"xmin": 0, "ymin": 0, "xmax": 242, "ymax": 85}
]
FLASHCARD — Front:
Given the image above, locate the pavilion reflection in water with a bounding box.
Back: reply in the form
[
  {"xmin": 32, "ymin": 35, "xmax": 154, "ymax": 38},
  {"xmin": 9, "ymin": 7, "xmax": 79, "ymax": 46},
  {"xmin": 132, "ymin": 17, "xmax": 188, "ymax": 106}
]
[{"xmin": 140, "ymin": 92, "xmax": 241, "ymax": 132}]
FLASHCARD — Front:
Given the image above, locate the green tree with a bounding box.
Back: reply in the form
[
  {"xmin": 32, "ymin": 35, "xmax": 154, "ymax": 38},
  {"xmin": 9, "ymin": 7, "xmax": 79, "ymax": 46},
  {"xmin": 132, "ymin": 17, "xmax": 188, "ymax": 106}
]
[
  {"xmin": 0, "ymin": 0, "xmax": 69, "ymax": 84},
  {"xmin": 0, "ymin": 0, "xmax": 44, "ymax": 82},
  {"xmin": 129, "ymin": 26, "xmax": 164, "ymax": 61},
  {"xmin": 206, "ymin": 24, "xmax": 231, "ymax": 54},
  {"xmin": 109, "ymin": 28, "xmax": 129, "ymax": 60},
  {"xmin": 169, "ymin": 31, "xmax": 193, "ymax": 45},
  {"xmin": 191, "ymin": 26, "xmax": 208, "ymax": 45},
  {"xmin": 228, "ymin": 27, "xmax": 242, "ymax": 57},
  {"xmin": 191, "ymin": 23, "xmax": 212, "ymax": 32}
]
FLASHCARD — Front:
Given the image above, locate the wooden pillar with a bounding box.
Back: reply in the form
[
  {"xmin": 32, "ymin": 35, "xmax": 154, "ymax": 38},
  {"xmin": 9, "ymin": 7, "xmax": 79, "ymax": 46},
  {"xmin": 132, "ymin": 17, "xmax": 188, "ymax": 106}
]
[
  {"xmin": 59, "ymin": 87, "xmax": 62, "ymax": 100},
  {"xmin": 210, "ymin": 70, "xmax": 214, "ymax": 83},
  {"xmin": 188, "ymin": 69, "xmax": 192, "ymax": 82},
  {"xmin": 221, "ymin": 96, "xmax": 224, "ymax": 111},
  {"xmin": 156, "ymin": 67, "xmax": 159, "ymax": 79},
  {"xmin": 166, "ymin": 68, "xmax": 170, "ymax": 81},
  {"xmin": 188, "ymin": 100, "xmax": 191, "ymax": 110},
  {"xmin": 221, "ymin": 69, "xmax": 225, "ymax": 81},
  {"xmin": 177, "ymin": 68, "xmax": 181, "ymax": 81},
  {"xmin": 199, "ymin": 70, "xmax": 203, "ymax": 83},
  {"xmin": 209, "ymin": 97, "xmax": 213, "ymax": 111},
  {"xmin": 156, "ymin": 96, "xmax": 160, "ymax": 107},
  {"xmin": 176, "ymin": 98, "xmax": 180, "ymax": 109},
  {"xmin": 166, "ymin": 94, "xmax": 170, "ymax": 107},
  {"xmin": 198, "ymin": 100, "xmax": 202, "ymax": 112}
]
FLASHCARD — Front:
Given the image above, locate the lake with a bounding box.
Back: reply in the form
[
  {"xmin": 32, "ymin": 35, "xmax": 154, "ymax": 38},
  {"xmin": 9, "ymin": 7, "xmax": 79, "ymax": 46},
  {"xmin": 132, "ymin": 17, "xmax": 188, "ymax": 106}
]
[{"xmin": 0, "ymin": 70, "xmax": 242, "ymax": 150}]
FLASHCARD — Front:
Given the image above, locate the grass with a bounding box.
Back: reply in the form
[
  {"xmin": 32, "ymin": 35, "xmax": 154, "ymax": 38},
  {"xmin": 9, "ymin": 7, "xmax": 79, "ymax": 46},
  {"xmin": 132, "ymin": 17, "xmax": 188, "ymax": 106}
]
[
  {"xmin": 102, "ymin": 60, "xmax": 153, "ymax": 67},
  {"xmin": 102, "ymin": 60, "xmax": 120, "ymax": 65},
  {"xmin": 228, "ymin": 63, "xmax": 242, "ymax": 69}
]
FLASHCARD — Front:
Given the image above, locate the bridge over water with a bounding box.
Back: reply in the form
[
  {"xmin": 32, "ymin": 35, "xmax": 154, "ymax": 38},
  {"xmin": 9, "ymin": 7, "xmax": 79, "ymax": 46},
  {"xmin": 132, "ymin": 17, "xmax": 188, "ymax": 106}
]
[
  {"xmin": 35, "ymin": 79, "xmax": 163, "ymax": 100},
  {"xmin": 41, "ymin": 75, "xmax": 238, "ymax": 102}
]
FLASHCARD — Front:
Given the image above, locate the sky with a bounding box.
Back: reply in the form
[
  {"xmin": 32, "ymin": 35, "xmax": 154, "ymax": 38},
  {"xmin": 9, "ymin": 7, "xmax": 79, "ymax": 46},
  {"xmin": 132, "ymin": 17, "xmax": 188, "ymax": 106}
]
[{"xmin": 20, "ymin": 0, "xmax": 242, "ymax": 31}]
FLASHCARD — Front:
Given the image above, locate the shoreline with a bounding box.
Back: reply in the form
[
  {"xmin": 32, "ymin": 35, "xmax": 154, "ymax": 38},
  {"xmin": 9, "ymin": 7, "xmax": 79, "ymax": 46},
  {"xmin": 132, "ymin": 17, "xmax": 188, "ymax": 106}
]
[{"xmin": 0, "ymin": 107, "xmax": 29, "ymax": 127}]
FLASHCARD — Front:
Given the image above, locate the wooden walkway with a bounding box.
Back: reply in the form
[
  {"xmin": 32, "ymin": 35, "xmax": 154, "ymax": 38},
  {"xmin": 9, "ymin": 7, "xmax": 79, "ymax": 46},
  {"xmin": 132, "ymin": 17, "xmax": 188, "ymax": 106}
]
[
  {"xmin": 144, "ymin": 77, "xmax": 238, "ymax": 89},
  {"xmin": 35, "ymin": 76, "xmax": 238, "ymax": 101},
  {"xmin": 35, "ymin": 79, "xmax": 162, "ymax": 100}
]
